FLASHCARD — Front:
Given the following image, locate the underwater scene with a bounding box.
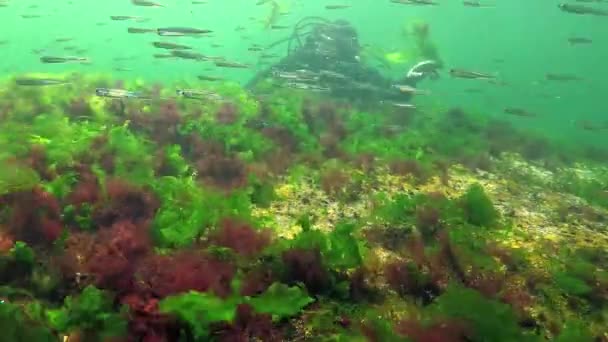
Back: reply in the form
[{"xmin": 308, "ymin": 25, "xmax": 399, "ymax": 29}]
[{"xmin": 1, "ymin": 0, "xmax": 608, "ymax": 341}]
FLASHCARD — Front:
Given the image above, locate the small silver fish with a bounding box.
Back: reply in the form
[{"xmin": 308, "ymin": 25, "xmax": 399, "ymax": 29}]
[
  {"xmin": 40, "ymin": 55, "xmax": 89, "ymax": 64},
  {"xmin": 15, "ymin": 77, "xmax": 70, "ymax": 86},
  {"xmin": 392, "ymin": 84, "xmax": 430, "ymax": 95},
  {"xmin": 449, "ymin": 68, "xmax": 496, "ymax": 80},
  {"xmin": 176, "ymin": 89, "xmax": 223, "ymax": 101},
  {"xmin": 95, "ymin": 88, "xmax": 147, "ymax": 99}
]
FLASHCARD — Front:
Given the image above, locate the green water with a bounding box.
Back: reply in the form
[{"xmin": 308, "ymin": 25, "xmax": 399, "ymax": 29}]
[{"xmin": 2, "ymin": 0, "xmax": 606, "ymax": 146}]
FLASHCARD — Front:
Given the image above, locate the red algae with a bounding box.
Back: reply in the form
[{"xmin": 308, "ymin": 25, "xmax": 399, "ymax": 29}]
[
  {"xmin": 395, "ymin": 319, "xmax": 471, "ymax": 342},
  {"xmin": 3, "ymin": 187, "xmax": 63, "ymax": 245},
  {"xmin": 210, "ymin": 218, "xmax": 271, "ymax": 257},
  {"xmin": 282, "ymin": 248, "xmax": 331, "ymax": 294},
  {"xmin": 240, "ymin": 267, "xmax": 275, "ymax": 296},
  {"xmin": 196, "ymin": 155, "xmax": 248, "ymax": 191},
  {"xmin": 215, "ymin": 102, "xmax": 239, "ymax": 125},
  {"xmin": 213, "ymin": 304, "xmax": 282, "ymax": 342},
  {"xmin": 121, "ymin": 292, "xmax": 180, "ymax": 342},
  {"xmin": 137, "ymin": 252, "xmax": 235, "ymax": 298},
  {"xmin": 93, "ymin": 179, "xmax": 159, "ymax": 227},
  {"xmin": 87, "ymin": 220, "xmax": 151, "ymax": 291}
]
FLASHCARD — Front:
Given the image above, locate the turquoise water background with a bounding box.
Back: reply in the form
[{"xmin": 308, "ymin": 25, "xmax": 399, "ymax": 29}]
[{"xmin": 1, "ymin": 0, "xmax": 606, "ymax": 147}]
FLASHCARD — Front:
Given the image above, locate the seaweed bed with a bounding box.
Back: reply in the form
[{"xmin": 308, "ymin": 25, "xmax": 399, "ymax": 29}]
[{"xmin": 0, "ymin": 73, "xmax": 607, "ymax": 342}]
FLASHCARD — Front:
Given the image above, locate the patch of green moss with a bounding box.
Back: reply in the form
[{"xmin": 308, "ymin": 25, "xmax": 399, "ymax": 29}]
[
  {"xmin": 106, "ymin": 124, "xmax": 155, "ymax": 184},
  {"xmin": 160, "ymin": 144, "xmax": 192, "ymax": 177},
  {"xmin": 159, "ymin": 281, "xmax": 312, "ymax": 339},
  {"xmin": 553, "ymin": 272, "xmax": 592, "ymax": 297},
  {"xmin": 0, "ymin": 300, "xmax": 56, "ymax": 342},
  {"xmin": 10, "ymin": 241, "xmax": 35, "ymax": 268},
  {"xmin": 151, "ymin": 176, "xmax": 255, "ymax": 248},
  {"xmin": 290, "ymin": 220, "xmax": 365, "ymax": 272},
  {"xmin": 448, "ymin": 228, "xmax": 501, "ymax": 273},
  {"xmin": 0, "ymin": 159, "xmax": 40, "ymax": 196},
  {"xmin": 553, "ymin": 169, "xmax": 608, "ymax": 209},
  {"xmin": 460, "ymin": 183, "xmax": 499, "ymax": 227},
  {"xmin": 371, "ymin": 192, "xmax": 417, "ymax": 229},
  {"xmin": 62, "ymin": 203, "xmax": 94, "ymax": 231},
  {"xmin": 556, "ymin": 320, "xmax": 594, "ymax": 342},
  {"xmin": 249, "ymin": 175, "xmax": 276, "ymax": 208},
  {"xmin": 429, "ymin": 285, "xmax": 538, "ymax": 342},
  {"xmin": 46, "ymin": 285, "xmax": 126, "ymax": 341}
]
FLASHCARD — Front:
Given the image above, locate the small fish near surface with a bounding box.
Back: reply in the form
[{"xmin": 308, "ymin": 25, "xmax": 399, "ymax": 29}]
[
  {"xmin": 127, "ymin": 27, "xmax": 156, "ymax": 34},
  {"xmin": 463, "ymin": 1, "xmax": 494, "ymax": 8},
  {"xmin": 392, "ymin": 84, "xmax": 430, "ymax": 95},
  {"xmin": 54, "ymin": 37, "xmax": 74, "ymax": 43},
  {"xmin": 504, "ymin": 107, "xmax": 537, "ymax": 118},
  {"xmin": 20, "ymin": 14, "xmax": 44, "ymax": 19},
  {"xmin": 575, "ymin": 120, "xmax": 608, "ymax": 132},
  {"xmin": 176, "ymin": 89, "xmax": 223, "ymax": 101},
  {"xmin": 197, "ymin": 75, "xmax": 224, "ymax": 81},
  {"xmin": 568, "ymin": 37, "xmax": 593, "ymax": 45},
  {"xmin": 110, "ymin": 15, "xmax": 149, "ymax": 22},
  {"xmin": 545, "ymin": 73, "xmax": 584, "ymax": 81},
  {"xmin": 248, "ymin": 44, "xmax": 264, "ymax": 52},
  {"xmin": 390, "ymin": 0, "xmax": 439, "ymax": 5},
  {"xmin": 380, "ymin": 100, "xmax": 417, "ymax": 109},
  {"xmin": 157, "ymin": 27, "xmax": 212, "ymax": 36},
  {"xmin": 153, "ymin": 53, "xmax": 175, "ymax": 59},
  {"xmin": 215, "ymin": 60, "xmax": 250, "ymax": 68},
  {"xmin": 325, "ymin": 4, "xmax": 352, "ymax": 10},
  {"xmin": 170, "ymin": 50, "xmax": 217, "ymax": 61},
  {"xmin": 283, "ymin": 81, "xmax": 330, "ymax": 92},
  {"xmin": 15, "ymin": 77, "xmax": 70, "ymax": 86},
  {"xmin": 96, "ymin": 88, "xmax": 149, "ymax": 99},
  {"xmin": 152, "ymin": 41, "xmax": 192, "ymax": 50},
  {"xmin": 113, "ymin": 67, "xmax": 133, "ymax": 72},
  {"xmin": 449, "ymin": 68, "xmax": 496, "ymax": 80},
  {"xmin": 131, "ymin": 0, "xmax": 164, "ymax": 7},
  {"xmin": 558, "ymin": 3, "xmax": 608, "ymax": 16},
  {"xmin": 40, "ymin": 55, "xmax": 89, "ymax": 64}
]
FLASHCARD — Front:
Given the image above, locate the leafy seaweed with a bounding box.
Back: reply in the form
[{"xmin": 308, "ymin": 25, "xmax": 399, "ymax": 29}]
[
  {"xmin": 249, "ymin": 176, "xmax": 276, "ymax": 208},
  {"xmin": 460, "ymin": 183, "xmax": 499, "ymax": 227},
  {"xmin": 106, "ymin": 124, "xmax": 155, "ymax": 184},
  {"xmin": 46, "ymin": 285, "xmax": 126, "ymax": 340},
  {"xmin": 42, "ymin": 171, "xmax": 78, "ymax": 200},
  {"xmin": 429, "ymin": 285, "xmax": 532, "ymax": 342},
  {"xmin": 0, "ymin": 159, "xmax": 40, "ymax": 196},
  {"xmin": 290, "ymin": 221, "xmax": 364, "ymax": 271},
  {"xmin": 10, "ymin": 241, "xmax": 35, "ymax": 267},
  {"xmin": 324, "ymin": 221, "xmax": 365, "ymax": 271},
  {"xmin": 62, "ymin": 203, "xmax": 94, "ymax": 231},
  {"xmin": 556, "ymin": 320, "xmax": 593, "ymax": 342},
  {"xmin": 0, "ymin": 300, "xmax": 56, "ymax": 342},
  {"xmin": 553, "ymin": 272, "xmax": 592, "ymax": 297},
  {"xmin": 372, "ymin": 192, "xmax": 417, "ymax": 228},
  {"xmin": 161, "ymin": 144, "xmax": 192, "ymax": 177},
  {"xmin": 248, "ymin": 282, "xmax": 313, "ymax": 320},
  {"xmin": 159, "ymin": 290, "xmax": 241, "ymax": 339}
]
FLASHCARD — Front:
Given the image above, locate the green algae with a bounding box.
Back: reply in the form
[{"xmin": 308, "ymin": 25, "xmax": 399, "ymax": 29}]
[
  {"xmin": 0, "ymin": 74, "xmax": 605, "ymax": 341},
  {"xmin": 0, "ymin": 160, "xmax": 39, "ymax": 196},
  {"xmin": 429, "ymin": 286, "xmax": 538, "ymax": 342},
  {"xmin": 46, "ymin": 285, "xmax": 127, "ymax": 341},
  {"xmin": 460, "ymin": 183, "xmax": 500, "ymax": 227}
]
